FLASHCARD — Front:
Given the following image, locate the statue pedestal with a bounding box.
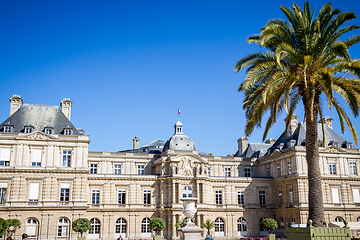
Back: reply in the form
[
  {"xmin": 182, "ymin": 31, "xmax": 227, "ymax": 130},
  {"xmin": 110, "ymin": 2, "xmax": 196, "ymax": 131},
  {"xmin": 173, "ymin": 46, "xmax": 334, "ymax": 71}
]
[{"xmin": 177, "ymin": 221, "xmax": 203, "ymax": 240}]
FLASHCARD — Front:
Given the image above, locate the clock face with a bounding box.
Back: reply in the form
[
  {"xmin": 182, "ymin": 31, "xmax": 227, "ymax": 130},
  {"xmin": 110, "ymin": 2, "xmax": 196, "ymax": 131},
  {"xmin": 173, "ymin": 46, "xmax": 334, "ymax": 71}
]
[{"xmin": 185, "ymin": 163, "xmax": 190, "ymax": 169}]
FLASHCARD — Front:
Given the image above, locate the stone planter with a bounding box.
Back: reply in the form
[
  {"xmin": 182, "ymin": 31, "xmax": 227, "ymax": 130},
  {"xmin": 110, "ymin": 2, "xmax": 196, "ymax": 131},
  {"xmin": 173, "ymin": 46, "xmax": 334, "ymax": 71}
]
[
  {"xmin": 77, "ymin": 237, "xmax": 85, "ymax": 240},
  {"xmin": 153, "ymin": 235, "xmax": 162, "ymax": 240},
  {"xmin": 267, "ymin": 233, "xmax": 276, "ymax": 240},
  {"xmin": 286, "ymin": 220, "xmax": 351, "ymax": 240}
]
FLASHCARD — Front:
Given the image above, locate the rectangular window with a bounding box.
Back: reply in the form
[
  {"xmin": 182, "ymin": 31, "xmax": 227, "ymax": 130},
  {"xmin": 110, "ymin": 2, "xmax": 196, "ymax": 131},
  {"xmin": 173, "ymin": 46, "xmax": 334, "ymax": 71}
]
[
  {"xmin": 25, "ymin": 127, "xmax": 32, "ymax": 133},
  {"xmin": 225, "ymin": 168, "xmax": 231, "ymax": 177},
  {"xmin": 259, "ymin": 190, "xmax": 266, "ymax": 205},
  {"xmin": 92, "ymin": 189, "xmax": 100, "ymax": 204},
  {"xmin": 289, "ymin": 189, "xmax": 293, "ymax": 203},
  {"xmin": 238, "ymin": 190, "xmax": 244, "ymax": 205},
  {"xmin": 0, "ymin": 183, "xmax": 7, "ymax": 202},
  {"xmin": 64, "ymin": 129, "xmax": 72, "ymax": 135},
  {"xmin": 31, "ymin": 149, "xmax": 42, "ymax": 167},
  {"xmin": 266, "ymin": 166, "xmax": 271, "ymax": 177},
  {"xmin": 45, "ymin": 128, "xmax": 52, "ymax": 134},
  {"xmin": 29, "ymin": 182, "xmax": 40, "ymax": 201},
  {"xmin": 350, "ymin": 162, "xmax": 357, "ymax": 175},
  {"xmin": 353, "ymin": 189, "xmax": 360, "ymax": 203},
  {"xmin": 4, "ymin": 126, "xmax": 12, "ymax": 132},
  {"xmin": 143, "ymin": 189, "xmax": 151, "ymax": 204},
  {"xmin": 118, "ymin": 189, "xmax": 126, "ymax": 204},
  {"xmin": 208, "ymin": 167, "xmax": 211, "ymax": 176},
  {"xmin": 90, "ymin": 164, "xmax": 98, "ymax": 174},
  {"xmin": 329, "ymin": 161, "xmax": 336, "ymax": 175},
  {"xmin": 60, "ymin": 183, "xmax": 70, "ymax": 201},
  {"xmin": 331, "ymin": 188, "xmax": 340, "ymax": 203},
  {"xmin": 62, "ymin": 151, "xmax": 71, "ymax": 167},
  {"xmin": 138, "ymin": 165, "xmax": 145, "ymax": 175},
  {"xmin": 215, "ymin": 190, "xmax": 222, "ymax": 205},
  {"xmin": 0, "ymin": 148, "xmax": 11, "ymax": 166},
  {"xmin": 277, "ymin": 164, "xmax": 281, "ymax": 177},
  {"xmin": 114, "ymin": 165, "xmax": 121, "ymax": 174},
  {"xmin": 245, "ymin": 168, "xmax": 251, "ymax": 177},
  {"xmin": 287, "ymin": 161, "xmax": 292, "ymax": 175},
  {"xmin": 278, "ymin": 190, "xmax": 282, "ymax": 204}
]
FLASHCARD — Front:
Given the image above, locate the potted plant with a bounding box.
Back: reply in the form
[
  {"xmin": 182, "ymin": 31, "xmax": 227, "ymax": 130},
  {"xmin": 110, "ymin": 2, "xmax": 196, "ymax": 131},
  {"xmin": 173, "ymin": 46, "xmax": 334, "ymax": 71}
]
[
  {"xmin": 72, "ymin": 218, "xmax": 91, "ymax": 240},
  {"xmin": 260, "ymin": 218, "xmax": 278, "ymax": 240},
  {"xmin": 5, "ymin": 219, "xmax": 21, "ymax": 239},
  {"xmin": 150, "ymin": 218, "xmax": 165, "ymax": 240},
  {"xmin": 200, "ymin": 220, "xmax": 215, "ymax": 240}
]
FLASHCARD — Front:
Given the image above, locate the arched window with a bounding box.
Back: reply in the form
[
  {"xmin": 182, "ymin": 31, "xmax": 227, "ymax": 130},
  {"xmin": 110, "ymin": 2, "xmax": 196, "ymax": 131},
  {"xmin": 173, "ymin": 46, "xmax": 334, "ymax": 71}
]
[
  {"xmin": 214, "ymin": 217, "xmax": 225, "ymax": 236},
  {"xmin": 237, "ymin": 217, "xmax": 247, "ymax": 236},
  {"xmin": 182, "ymin": 186, "xmax": 193, "ymax": 198},
  {"xmin": 89, "ymin": 218, "xmax": 100, "ymax": 236},
  {"xmin": 141, "ymin": 218, "xmax": 151, "ymax": 233},
  {"xmin": 26, "ymin": 218, "xmax": 38, "ymax": 238},
  {"xmin": 357, "ymin": 217, "xmax": 360, "ymax": 222},
  {"xmin": 279, "ymin": 217, "xmax": 284, "ymax": 230},
  {"xmin": 57, "ymin": 218, "xmax": 69, "ymax": 237},
  {"xmin": 116, "ymin": 218, "xmax": 127, "ymax": 237},
  {"xmin": 335, "ymin": 217, "xmax": 343, "ymax": 222}
]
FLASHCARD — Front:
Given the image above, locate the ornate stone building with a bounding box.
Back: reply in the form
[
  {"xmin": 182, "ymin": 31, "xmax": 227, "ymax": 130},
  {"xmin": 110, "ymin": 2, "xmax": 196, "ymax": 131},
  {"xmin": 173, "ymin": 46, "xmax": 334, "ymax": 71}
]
[{"xmin": 0, "ymin": 96, "xmax": 359, "ymax": 240}]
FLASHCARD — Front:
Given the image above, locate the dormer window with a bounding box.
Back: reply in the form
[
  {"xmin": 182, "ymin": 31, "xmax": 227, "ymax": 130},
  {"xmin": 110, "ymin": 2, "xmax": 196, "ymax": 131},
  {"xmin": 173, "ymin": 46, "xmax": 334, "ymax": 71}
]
[
  {"xmin": 3, "ymin": 126, "xmax": 13, "ymax": 133},
  {"xmin": 44, "ymin": 127, "xmax": 53, "ymax": 135},
  {"xmin": 64, "ymin": 129, "xmax": 72, "ymax": 135},
  {"xmin": 24, "ymin": 125, "xmax": 34, "ymax": 134}
]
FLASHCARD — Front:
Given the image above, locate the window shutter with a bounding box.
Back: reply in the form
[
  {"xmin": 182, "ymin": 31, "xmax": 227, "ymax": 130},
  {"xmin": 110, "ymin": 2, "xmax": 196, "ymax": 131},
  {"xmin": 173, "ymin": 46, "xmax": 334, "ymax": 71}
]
[
  {"xmin": 0, "ymin": 148, "xmax": 10, "ymax": 160},
  {"xmin": 29, "ymin": 183, "xmax": 40, "ymax": 200},
  {"xmin": 332, "ymin": 188, "xmax": 340, "ymax": 203},
  {"xmin": 353, "ymin": 189, "xmax": 360, "ymax": 203},
  {"xmin": 32, "ymin": 149, "xmax": 42, "ymax": 163},
  {"xmin": 60, "ymin": 183, "xmax": 70, "ymax": 189}
]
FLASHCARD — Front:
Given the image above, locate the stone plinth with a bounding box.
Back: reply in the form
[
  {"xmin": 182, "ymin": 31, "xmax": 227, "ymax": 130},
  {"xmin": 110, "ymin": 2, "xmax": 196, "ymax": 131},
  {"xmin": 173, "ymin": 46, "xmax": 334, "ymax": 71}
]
[{"xmin": 177, "ymin": 221, "xmax": 203, "ymax": 240}]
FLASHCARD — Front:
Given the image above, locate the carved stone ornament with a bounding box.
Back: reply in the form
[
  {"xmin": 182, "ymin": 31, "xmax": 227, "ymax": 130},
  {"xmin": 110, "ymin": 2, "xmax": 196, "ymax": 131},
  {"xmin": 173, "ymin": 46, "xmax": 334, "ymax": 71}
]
[
  {"xmin": 17, "ymin": 131, "xmax": 58, "ymax": 141},
  {"xmin": 179, "ymin": 157, "xmax": 195, "ymax": 176},
  {"xmin": 323, "ymin": 145, "xmax": 346, "ymax": 153}
]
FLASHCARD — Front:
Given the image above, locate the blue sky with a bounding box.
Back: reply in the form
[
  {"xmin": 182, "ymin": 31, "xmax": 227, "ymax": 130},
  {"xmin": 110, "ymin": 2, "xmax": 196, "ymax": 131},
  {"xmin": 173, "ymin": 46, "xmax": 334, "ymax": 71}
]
[{"xmin": 1, "ymin": 0, "xmax": 359, "ymax": 156}]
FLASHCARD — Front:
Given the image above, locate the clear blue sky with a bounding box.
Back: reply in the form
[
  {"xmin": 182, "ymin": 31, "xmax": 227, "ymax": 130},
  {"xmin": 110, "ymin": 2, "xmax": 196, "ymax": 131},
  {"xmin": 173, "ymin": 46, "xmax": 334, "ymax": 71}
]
[{"xmin": 1, "ymin": 0, "xmax": 359, "ymax": 156}]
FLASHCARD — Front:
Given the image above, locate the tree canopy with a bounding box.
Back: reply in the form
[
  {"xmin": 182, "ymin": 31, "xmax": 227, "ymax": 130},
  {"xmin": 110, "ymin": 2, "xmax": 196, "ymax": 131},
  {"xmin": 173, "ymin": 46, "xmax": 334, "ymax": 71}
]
[
  {"xmin": 72, "ymin": 218, "xmax": 91, "ymax": 237},
  {"xmin": 149, "ymin": 218, "xmax": 165, "ymax": 236}
]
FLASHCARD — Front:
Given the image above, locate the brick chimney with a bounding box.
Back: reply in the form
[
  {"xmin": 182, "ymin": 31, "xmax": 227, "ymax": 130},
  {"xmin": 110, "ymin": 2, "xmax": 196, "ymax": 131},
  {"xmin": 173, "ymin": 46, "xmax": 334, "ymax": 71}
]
[
  {"xmin": 237, "ymin": 137, "xmax": 248, "ymax": 156},
  {"xmin": 133, "ymin": 137, "xmax": 140, "ymax": 149},
  {"xmin": 9, "ymin": 95, "xmax": 23, "ymax": 116},
  {"xmin": 60, "ymin": 98, "xmax": 72, "ymax": 120}
]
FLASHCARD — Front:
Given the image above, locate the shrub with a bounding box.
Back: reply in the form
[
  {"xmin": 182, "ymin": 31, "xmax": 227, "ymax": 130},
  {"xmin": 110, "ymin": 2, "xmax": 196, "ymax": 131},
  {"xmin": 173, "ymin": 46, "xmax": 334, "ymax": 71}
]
[
  {"xmin": 72, "ymin": 218, "xmax": 91, "ymax": 237},
  {"xmin": 150, "ymin": 218, "xmax": 165, "ymax": 236},
  {"xmin": 260, "ymin": 218, "xmax": 278, "ymax": 233}
]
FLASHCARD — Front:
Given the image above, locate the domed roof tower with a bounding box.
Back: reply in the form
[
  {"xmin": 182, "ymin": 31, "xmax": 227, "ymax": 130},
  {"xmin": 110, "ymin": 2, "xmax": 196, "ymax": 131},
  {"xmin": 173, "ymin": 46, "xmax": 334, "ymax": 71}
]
[{"xmin": 163, "ymin": 119, "xmax": 195, "ymax": 151}]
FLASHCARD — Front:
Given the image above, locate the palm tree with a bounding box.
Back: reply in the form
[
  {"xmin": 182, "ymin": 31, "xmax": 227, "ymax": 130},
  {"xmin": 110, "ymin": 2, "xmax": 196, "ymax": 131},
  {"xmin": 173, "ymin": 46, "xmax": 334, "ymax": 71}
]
[
  {"xmin": 174, "ymin": 218, "xmax": 186, "ymax": 228},
  {"xmin": 200, "ymin": 220, "xmax": 215, "ymax": 237},
  {"xmin": 235, "ymin": 2, "xmax": 360, "ymax": 227}
]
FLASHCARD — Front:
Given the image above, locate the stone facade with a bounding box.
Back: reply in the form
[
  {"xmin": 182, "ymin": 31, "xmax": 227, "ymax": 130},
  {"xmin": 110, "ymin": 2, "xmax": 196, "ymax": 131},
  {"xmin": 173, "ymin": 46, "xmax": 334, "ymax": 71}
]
[{"xmin": 0, "ymin": 96, "xmax": 359, "ymax": 240}]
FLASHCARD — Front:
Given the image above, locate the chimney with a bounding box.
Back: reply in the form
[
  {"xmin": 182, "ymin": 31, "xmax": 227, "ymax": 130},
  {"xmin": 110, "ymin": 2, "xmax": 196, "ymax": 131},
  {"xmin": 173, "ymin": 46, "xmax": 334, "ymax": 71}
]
[
  {"xmin": 133, "ymin": 137, "xmax": 140, "ymax": 150},
  {"xmin": 60, "ymin": 98, "xmax": 72, "ymax": 120},
  {"xmin": 9, "ymin": 95, "xmax": 23, "ymax": 116},
  {"xmin": 323, "ymin": 117, "xmax": 333, "ymax": 129},
  {"xmin": 237, "ymin": 137, "xmax": 248, "ymax": 156},
  {"xmin": 285, "ymin": 115, "xmax": 299, "ymax": 138}
]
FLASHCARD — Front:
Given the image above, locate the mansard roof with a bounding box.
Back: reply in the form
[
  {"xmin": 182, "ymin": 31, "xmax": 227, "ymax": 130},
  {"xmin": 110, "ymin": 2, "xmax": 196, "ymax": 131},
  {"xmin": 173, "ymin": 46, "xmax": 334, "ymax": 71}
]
[
  {"xmin": 235, "ymin": 143, "xmax": 272, "ymax": 158},
  {"xmin": 267, "ymin": 122, "xmax": 356, "ymax": 154},
  {"xmin": 119, "ymin": 139, "xmax": 166, "ymax": 154},
  {"xmin": 0, "ymin": 104, "xmax": 81, "ymax": 135}
]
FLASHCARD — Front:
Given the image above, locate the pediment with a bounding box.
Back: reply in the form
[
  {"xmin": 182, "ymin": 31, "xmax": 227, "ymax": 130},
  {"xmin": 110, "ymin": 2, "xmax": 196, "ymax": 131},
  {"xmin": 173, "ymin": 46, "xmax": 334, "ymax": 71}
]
[
  {"xmin": 322, "ymin": 145, "xmax": 346, "ymax": 153},
  {"xmin": 269, "ymin": 149, "xmax": 282, "ymax": 157},
  {"xmin": 16, "ymin": 131, "xmax": 58, "ymax": 141}
]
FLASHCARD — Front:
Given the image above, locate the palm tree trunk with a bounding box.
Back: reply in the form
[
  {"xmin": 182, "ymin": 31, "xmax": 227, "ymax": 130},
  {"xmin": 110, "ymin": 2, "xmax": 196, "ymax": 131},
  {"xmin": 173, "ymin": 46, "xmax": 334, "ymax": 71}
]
[{"xmin": 304, "ymin": 95, "xmax": 326, "ymax": 227}]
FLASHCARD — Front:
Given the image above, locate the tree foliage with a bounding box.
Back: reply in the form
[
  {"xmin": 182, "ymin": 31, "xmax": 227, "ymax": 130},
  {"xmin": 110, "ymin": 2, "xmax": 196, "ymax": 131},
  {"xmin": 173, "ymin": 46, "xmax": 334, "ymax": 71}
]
[
  {"xmin": 149, "ymin": 218, "xmax": 165, "ymax": 236},
  {"xmin": 235, "ymin": 1, "xmax": 360, "ymax": 227},
  {"xmin": 0, "ymin": 219, "xmax": 9, "ymax": 237},
  {"xmin": 5, "ymin": 219, "xmax": 21, "ymax": 238},
  {"xmin": 200, "ymin": 220, "xmax": 215, "ymax": 237},
  {"xmin": 260, "ymin": 218, "xmax": 278, "ymax": 233},
  {"xmin": 174, "ymin": 218, "xmax": 186, "ymax": 228},
  {"xmin": 72, "ymin": 218, "xmax": 91, "ymax": 237}
]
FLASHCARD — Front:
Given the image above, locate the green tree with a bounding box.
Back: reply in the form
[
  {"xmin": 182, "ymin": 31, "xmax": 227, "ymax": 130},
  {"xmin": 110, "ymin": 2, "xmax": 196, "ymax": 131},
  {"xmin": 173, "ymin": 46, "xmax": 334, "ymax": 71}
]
[
  {"xmin": 174, "ymin": 218, "xmax": 186, "ymax": 228},
  {"xmin": 0, "ymin": 219, "xmax": 9, "ymax": 238},
  {"xmin": 5, "ymin": 219, "xmax": 21, "ymax": 238},
  {"xmin": 72, "ymin": 218, "xmax": 91, "ymax": 237},
  {"xmin": 235, "ymin": 2, "xmax": 360, "ymax": 227},
  {"xmin": 200, "ymin": 220, "xmax": 215, "ymax": 237},
  {"xmin": 260, "ymin": 218, "xmax": 278, "ymax": 233},
  {"xmin": 149, "ymin": 218, "xmax": 165, "ymax": 236}
]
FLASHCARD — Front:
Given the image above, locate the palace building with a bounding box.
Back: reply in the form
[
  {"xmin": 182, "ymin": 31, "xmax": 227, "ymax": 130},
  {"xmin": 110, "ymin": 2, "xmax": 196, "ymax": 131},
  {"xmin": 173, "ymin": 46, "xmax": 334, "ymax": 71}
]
[{"xmin": 0, "ymin": 95, "xmax": 359, "ymax": 240}]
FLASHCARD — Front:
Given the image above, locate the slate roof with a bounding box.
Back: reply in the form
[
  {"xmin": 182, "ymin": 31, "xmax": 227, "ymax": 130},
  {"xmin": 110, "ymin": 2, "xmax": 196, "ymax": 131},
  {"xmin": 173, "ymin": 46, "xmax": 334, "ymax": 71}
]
[
  {"xmin": 235, "ymin": 143, "xmax": 272, "ymax": 158},
  {"xmin": 119, "ymin": 139, "xmax": 165, "ymax": 154},
  {"xmin": 267, "ymin": 122, "xmax": 356, "ymax": 154},
  {"xmin": 0, "ymin": 104, "xmax": 81, "ymax": 135}
]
